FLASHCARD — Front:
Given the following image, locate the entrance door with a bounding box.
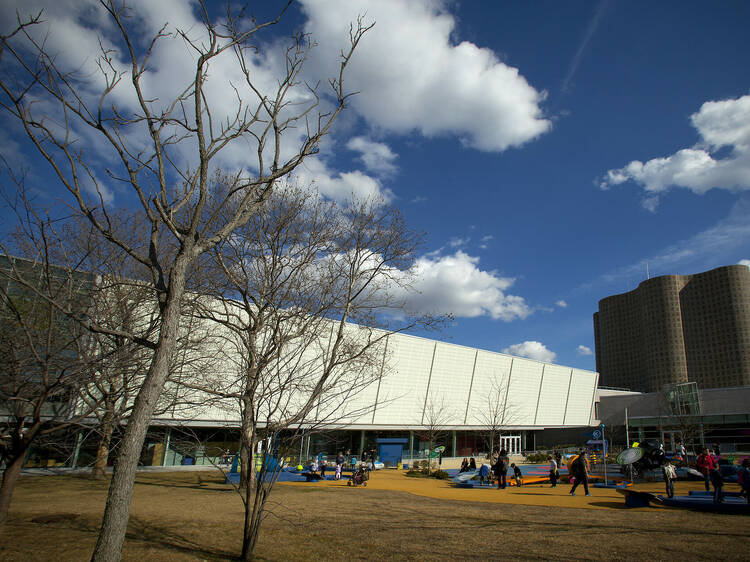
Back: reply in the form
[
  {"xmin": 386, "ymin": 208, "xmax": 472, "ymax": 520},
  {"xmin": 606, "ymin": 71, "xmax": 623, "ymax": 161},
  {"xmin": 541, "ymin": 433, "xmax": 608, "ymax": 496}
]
[{"xmin": 500, "ymin": 435, "xmax": 521, "ymax": 455}]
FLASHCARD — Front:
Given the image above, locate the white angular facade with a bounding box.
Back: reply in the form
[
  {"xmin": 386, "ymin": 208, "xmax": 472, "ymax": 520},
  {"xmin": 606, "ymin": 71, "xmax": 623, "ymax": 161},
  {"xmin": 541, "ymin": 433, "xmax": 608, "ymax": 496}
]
[{"xmin": 156, "ymin": 328, "xmax": 599, "ymax": 432}]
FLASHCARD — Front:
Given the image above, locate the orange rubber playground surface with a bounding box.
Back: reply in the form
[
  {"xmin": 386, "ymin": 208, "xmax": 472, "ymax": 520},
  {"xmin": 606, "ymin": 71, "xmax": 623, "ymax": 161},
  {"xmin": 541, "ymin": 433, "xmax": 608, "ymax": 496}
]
[{"xmin": 279, "ymin": 468, "xmax": 733, "ymax": 511}]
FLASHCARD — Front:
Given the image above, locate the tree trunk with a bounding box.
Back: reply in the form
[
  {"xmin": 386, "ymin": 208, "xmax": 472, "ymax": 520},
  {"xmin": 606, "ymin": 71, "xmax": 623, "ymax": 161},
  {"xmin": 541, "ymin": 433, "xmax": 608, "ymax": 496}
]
[
  {"xmin": 240, "ymin": 422, "xmax": 258, "ymax": 561},
  {"xmin": 92, "ymin": 409, "xmax": 115, "ymax": 480},
  {"xmin": 239, "ymin": 438, "xmax": 249, "ymax": 491},
  {"xmin": 0, "ymin": 452, "xmax": 26, "ymax": 524},
  {"xmin": 90, "ymin": 256, "xmax": 190, "ymax": 562}
]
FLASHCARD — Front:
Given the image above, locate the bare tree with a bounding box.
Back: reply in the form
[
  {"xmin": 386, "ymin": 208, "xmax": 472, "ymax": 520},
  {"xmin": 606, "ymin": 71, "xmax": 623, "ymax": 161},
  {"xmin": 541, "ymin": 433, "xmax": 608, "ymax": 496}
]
[
  {"xmin": 184, "ymin": 184, "xmax": 433, "ymax": 560},
  {"xmin": 416, "ymin": 393, "xmax": 454, "ymax": 472},
  {"xmin": 0, "ymin": 249, "xmax": 97, "ymax": 523},
  {"xmin": 0, "ymin": 3, "xmax": 370, "ymax": 558},
  {"xmin": 656, "ymin": 383, "xmax": 705, "ymax": 463},
  {"xmin": 476, "ymin": 375, "xmax": 516, "ymax": 455}
]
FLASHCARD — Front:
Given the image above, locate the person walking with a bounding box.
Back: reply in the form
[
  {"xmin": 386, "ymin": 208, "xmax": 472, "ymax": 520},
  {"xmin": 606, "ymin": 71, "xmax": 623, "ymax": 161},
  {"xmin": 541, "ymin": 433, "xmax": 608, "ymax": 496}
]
[
  {"xmin": 495, "ymin": 448, "xmax": 509, "ymax": 489},
  {"xmin": 662, "ymin": 461, "xmax": 677, "ymax": 498},
  {"xmin": 569, "ymin": 450, "xmax": 590, "ymax": 496},
  {"xmin": 697, "ymin": 448, "xmax": 717, "ymax": 492},
  {"xmin": 548, "ymin": 455, "xmax": 558, "ymax": 487}
]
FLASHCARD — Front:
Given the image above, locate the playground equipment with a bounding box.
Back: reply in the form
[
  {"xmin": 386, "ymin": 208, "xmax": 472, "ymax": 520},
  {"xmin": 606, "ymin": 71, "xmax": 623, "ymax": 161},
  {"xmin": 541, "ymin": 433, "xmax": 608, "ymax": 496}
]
[{"xmin": 616, "ymin": 439, "xmax": 666, "ymax": 480}]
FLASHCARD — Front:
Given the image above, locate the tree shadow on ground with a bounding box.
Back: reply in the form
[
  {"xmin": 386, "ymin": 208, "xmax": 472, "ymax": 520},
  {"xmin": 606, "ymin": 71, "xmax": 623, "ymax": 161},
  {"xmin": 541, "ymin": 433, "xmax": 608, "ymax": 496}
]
[
  {"xmin": 124, "ymin": 516, "xmax": 238, "ymax": 560},
  {"xmin": 134, "ymin": 479, "xmax": 235, "ymax": 492}
]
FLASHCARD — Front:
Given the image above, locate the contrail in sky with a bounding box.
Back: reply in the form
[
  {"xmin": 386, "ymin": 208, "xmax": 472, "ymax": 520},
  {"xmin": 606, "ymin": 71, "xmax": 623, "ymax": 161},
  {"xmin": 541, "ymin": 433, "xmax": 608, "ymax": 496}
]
[{"xmin": 561, "ymin": 0, "xmax": 610, "ymax": 93}]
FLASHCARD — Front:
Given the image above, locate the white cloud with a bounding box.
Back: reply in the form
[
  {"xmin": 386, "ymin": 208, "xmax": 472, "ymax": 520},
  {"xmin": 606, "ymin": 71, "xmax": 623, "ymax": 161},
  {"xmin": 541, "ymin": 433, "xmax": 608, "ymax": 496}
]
[
  {"xmin": 601, "ymin": 94, "xmax": 750, "ymax": 209},
  {"xmin": 346, "ymin": 137, "xmax": 398, "ymax": 175},
  {"xmin": 555, "ymin": 300, "xmax": 568, "ymax": 308},
  {"xmin": 583, "ymin": 198, "xmax": 750, "ymax": 290},
  {"xmin": 480, "ymin": 235, "xmax": 494, "ymax": 242},
  {"xmin": 503, "ymin": 341, "xmax": 556, "ymax": 362},
  {"xmin": 448, "ymin": 237, "xmax": 470, "ymax": 248},
  {"xmin": 398, "ymin": 251, "xmax": 531, "ymax": 321},
  {"xmin": 6, "ymin": 1, "xmax": 406, "ymax": 204},
  {"xmin": 411, "ymin": 196, "xmax": 427, "ymax": 204},
  {"xmin": 577, "ymin": 345, "xmax": 593, "ymax": 356},
  {"xmin": 300, "ymin": 0, "xmax": 551, "ymax": 152},
  {"xmin": 739, "ymin": 259, "xmax": 750, "ymax": 269},
  {"xmin": 292, "ymin": 157, "xmax": 394, "ymax": 204}
]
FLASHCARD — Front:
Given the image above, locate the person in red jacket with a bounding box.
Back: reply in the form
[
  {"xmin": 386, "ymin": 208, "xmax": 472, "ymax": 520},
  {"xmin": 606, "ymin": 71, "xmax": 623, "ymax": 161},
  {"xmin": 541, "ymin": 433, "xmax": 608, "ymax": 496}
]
[{"xmin": 697, "ymin": 448, "xmax": 717, "ymax": 492}]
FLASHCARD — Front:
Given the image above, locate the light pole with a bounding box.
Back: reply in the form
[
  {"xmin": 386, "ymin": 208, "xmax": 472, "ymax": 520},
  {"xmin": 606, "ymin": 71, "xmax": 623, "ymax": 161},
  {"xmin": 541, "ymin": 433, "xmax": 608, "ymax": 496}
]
[{"xmin": 601, "ymin": 423, "xmax": 608, "ymax": 486}]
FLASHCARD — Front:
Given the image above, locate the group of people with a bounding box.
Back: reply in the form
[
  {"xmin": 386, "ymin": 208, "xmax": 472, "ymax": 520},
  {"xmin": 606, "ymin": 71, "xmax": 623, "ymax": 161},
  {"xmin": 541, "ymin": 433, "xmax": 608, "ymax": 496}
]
[
  {"xmin": 655, "ymin": 442, "xmax": 750, "ymax": 503},
  {"xmin": 695, "ymin": 445, "xmax": 750, "ymax": 503},
  {"xmin": 308, "ymin": 450, "xmax": 351, "ymax": 480},
  {"xmin": 458, "ymin": 457, "xmax": 477, "ymax": 472},
  {"xmin": 697, "ymin": 445, "xmax": 726, "ymax": 502},
  {"xmin": 460, "ymin": 448, "xmax": 522, "ymax": 488}
]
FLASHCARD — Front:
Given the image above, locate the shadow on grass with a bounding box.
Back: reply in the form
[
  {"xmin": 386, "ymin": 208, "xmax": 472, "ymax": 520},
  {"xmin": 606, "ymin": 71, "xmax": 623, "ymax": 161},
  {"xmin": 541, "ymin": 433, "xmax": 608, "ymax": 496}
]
[
  {"xmin": 588, "ymin": 501, "xmax": 632, "ymax": 509},
  {"xmin": 56, "ymin": 515, "xmax": 239, "ymax": 561},
  {"xmin": 134, "ymin": 479, "xmax": 235, "ymax": 492},
  {"xmin": 125, "ymin": 516, "xmax": 238, "ymax": 560}
]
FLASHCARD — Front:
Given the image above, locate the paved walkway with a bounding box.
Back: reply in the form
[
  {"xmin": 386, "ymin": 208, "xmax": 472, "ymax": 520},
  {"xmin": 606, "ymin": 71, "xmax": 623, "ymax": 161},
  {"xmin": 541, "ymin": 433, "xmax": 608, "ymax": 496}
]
[{"xmin": 279, "ymin": 468, "xmax": 739, "ymax": 511}]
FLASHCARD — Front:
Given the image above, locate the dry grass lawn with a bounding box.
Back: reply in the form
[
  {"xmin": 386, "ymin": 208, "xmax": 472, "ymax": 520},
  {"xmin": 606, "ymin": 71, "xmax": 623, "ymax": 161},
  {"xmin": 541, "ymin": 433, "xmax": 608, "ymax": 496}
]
[{"xmin": 0, "ymin": 469, "xmax": 748, "ymax": 561}]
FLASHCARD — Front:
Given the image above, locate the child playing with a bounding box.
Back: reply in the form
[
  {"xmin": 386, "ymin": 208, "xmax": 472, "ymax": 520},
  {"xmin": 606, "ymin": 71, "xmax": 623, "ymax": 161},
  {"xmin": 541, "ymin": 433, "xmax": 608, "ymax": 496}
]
[
  {"xmin": 335, "ymin": 463, "xmax": 342, "ymax": 480},
  {"xmin": 709, "ymin": 466, "xmax": 724, "ymax": 503},
  {"xmin": 510, "ymin": 463, "xmax": 523, "ymax": 487}
]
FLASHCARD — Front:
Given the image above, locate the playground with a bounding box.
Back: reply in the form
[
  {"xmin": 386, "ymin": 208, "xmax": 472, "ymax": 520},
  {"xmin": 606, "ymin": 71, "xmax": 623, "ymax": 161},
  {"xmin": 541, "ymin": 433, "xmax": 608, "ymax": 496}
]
[{"xmin": 1, "ymin": 467, "xmax": 748, "ymax": 560}]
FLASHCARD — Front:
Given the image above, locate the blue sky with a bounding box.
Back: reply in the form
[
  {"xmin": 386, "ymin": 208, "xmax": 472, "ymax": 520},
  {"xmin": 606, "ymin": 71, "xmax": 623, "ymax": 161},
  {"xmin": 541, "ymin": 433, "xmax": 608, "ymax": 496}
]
[{"xmin": 2, "ymin": 0, "xmax": 750, "ymax": 371}]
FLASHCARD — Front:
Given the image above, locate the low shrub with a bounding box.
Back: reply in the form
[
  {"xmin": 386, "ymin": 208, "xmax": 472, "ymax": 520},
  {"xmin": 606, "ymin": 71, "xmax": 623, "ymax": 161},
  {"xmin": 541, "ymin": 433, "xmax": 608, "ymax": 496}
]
[
  {"xmin": 525, "ymin": 453, "xmax": 548, "ymax": 464},
  {"xmin": 433, "ymin": 470, "xmax": 450, "ymax": 480}
]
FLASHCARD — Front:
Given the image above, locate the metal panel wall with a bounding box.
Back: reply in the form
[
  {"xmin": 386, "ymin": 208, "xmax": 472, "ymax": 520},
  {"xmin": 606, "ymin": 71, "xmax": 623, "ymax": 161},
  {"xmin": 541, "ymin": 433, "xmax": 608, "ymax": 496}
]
[
  {"xmin": 424, "ymin": 342, "xmax": 477, "ymax": 425},
  {"xmin": 505, "ymin": 359, "xmax": 544, "ymax": 425},
  {"xmin": 372, "ymin": 334, "xmax": 435, "ymax": 425},
  {"xmin": 535, "ymin": 364, "xmax": 572, "ymax": 425},
  {"xmin": 564, "ymin": 369, "xmax": 599, "ymax": 425},
  {"xmin": 465, "ymin": 351, "xmax": 513, "ymax": 425}
]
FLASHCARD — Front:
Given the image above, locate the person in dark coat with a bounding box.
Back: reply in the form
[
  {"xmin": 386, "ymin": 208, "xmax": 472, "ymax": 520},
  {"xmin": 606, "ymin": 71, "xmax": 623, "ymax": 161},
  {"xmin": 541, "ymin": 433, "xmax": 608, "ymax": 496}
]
[
  {"xmin": 569, "ymin": 450, "xmax": 590, "ymax": 496},
  {"xmin": 709, "ymin": 467, "xmax": 724, "ymax": 503},
  {"xmin": 494, "ymin": 449, "xmax": 509, "ymax": 489}
]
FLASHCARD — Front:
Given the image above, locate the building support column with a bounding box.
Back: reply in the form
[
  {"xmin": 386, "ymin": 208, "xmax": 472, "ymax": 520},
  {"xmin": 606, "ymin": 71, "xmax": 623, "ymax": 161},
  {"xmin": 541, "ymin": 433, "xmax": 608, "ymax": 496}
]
[
  {"xmin": 162, "ymin": 427, "xmax": 172, "ymax": 466},
  {"xmin": 360, "ymin": 430, "xmax": 365, "ymax": 457},
  {"xmin": 409, "ymin": 431, "xmax": 414, "ymax": 459},
  {"xmin": 71, "ymin": 431, "xmax": 83, "ymax": 469},
  {"xmin": 521, "ymin": 431, "xmax": 527, "ymax": 452},
  {"xmin": 452, "ymin": 431, "xmax": 457, "ymax": 458}
]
